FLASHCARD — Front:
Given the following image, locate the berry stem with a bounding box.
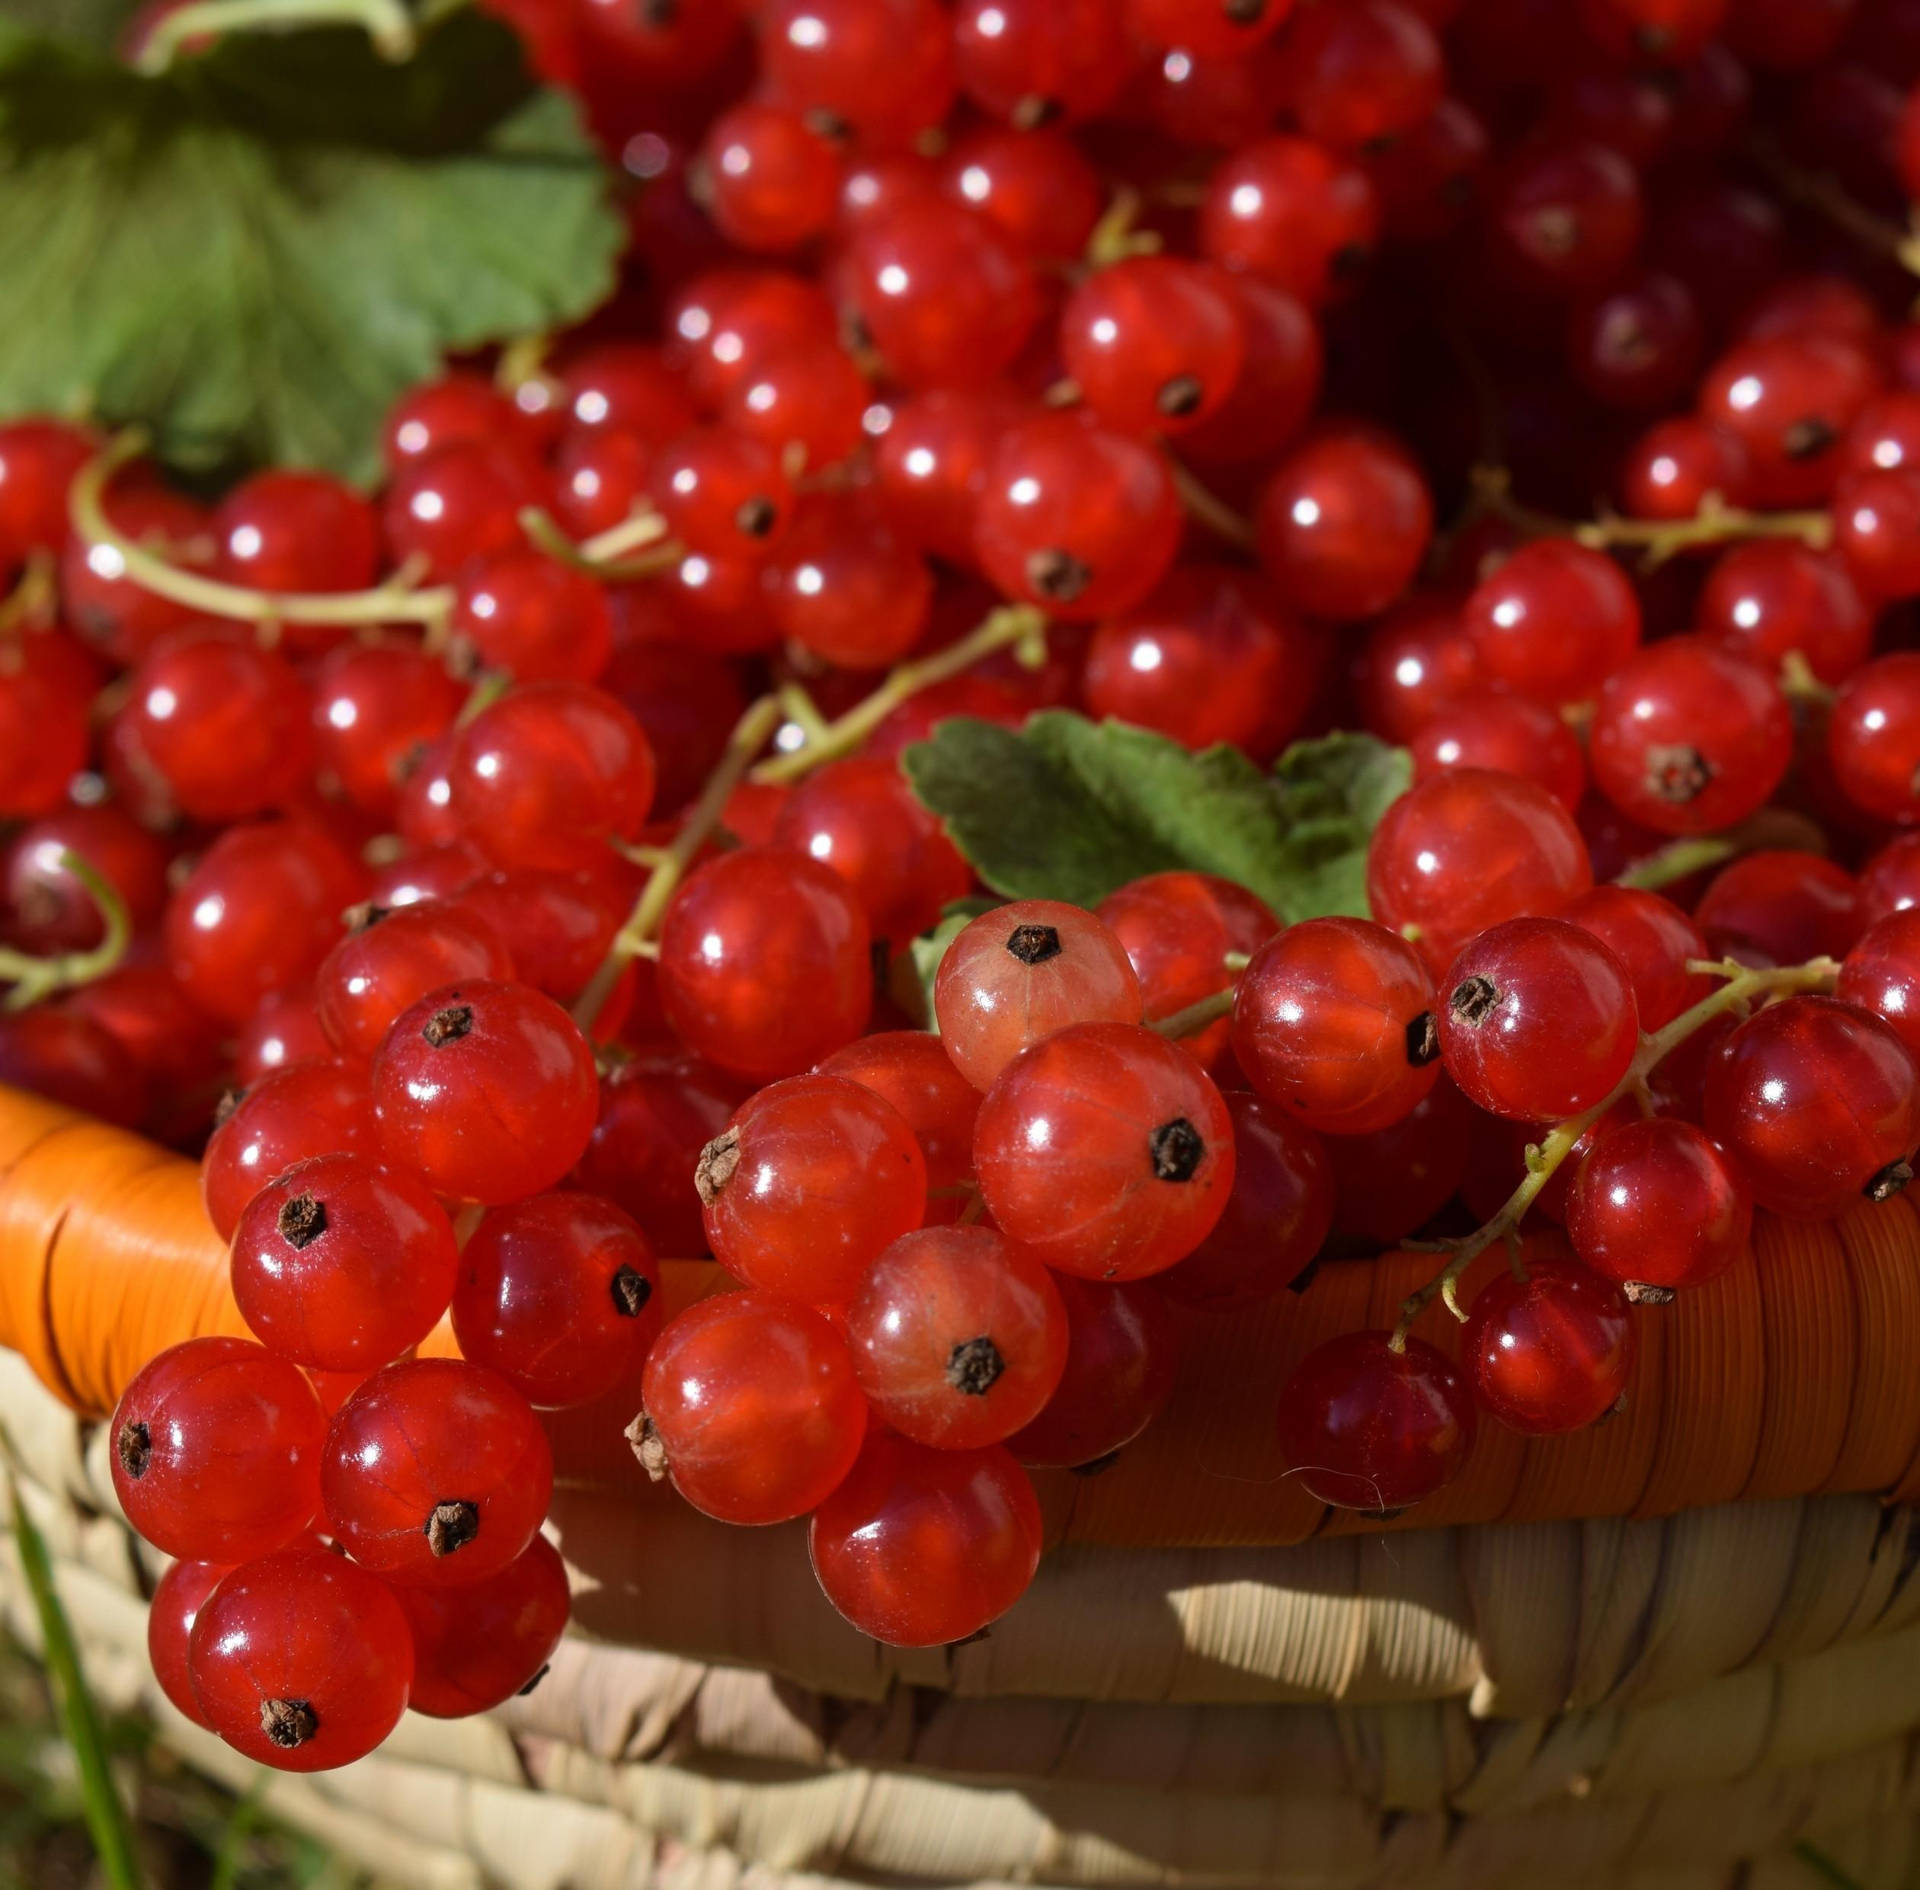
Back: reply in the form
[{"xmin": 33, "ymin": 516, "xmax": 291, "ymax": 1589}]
[
  {"xmin": 1574, "ymin": 494, "xmax": 1833, "ymax": 570},
  {"xmin": 1148, "ymin": 985, "xmax": 1237, "ymax": 1039},
  {"xmin": 1391, "ymin": 954, "xmax": 1840, "ymax": 1345},
  {"xmin": 749, "ymin": 603, "xmax": 1048, "ymax": 785},
  {"xmin": 0, "ymin": 551, "xmax": 56, "ymax": 637},
  {"xmin": 1084, "ymin": 186, "xmax": 1162, "ymax": 270},
  {"xmin": 131, "ymin": 0, "xmax": 418, "ymax": 71},
  {"xmin": 1746, "ymin": 136, "xmax": 1920, "ymax": 282},
  {"xmin": 1612, "ymin": 807, "xmax": 1829, "ymax": 891},
  {"xmin": 0, "ymin": 853, "xmax": 132, "ymax": 1013},
  {"xmin": 1167, "ymin": 458, "xmax": 1257, "ymax": 552},
  {"xmin": 517, "ymin": 504, "xmax": 673, "ymax": 575},
  {"xmin": 70, "ymin": 432, "xmax": 455, "ymax": 633},
  {"xmin": 572, "ymin": 695, "xmax": 785, "ymax": 1031}
]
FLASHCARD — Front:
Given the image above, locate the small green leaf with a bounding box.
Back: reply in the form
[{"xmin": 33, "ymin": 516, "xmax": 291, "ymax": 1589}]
[
  {"xmin": 901, "ymin": 714, "xmax": 1410, "ymax": 923},
  {"xmin": 894, "ymin": 895, "xmax": 999, "ymax": 1029},
  {"xmin": 0, "ymin": 9, "xmax": 621, "ymax": 483}
]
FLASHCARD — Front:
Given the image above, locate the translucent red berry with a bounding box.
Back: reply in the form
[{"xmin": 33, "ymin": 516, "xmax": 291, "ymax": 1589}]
[
  {"xmin": 148, "ymin": 1557, "xmax": 229, "ymax": 1730},
  {"xmin": 1568, "ymin": 1116, "xmax": 1752, "ymax": 1290},
  {"xmin": 1829, "ymin": 654, "xmax": 1920, "ymax": 825},
  {"xmin": 1200, "ymin": 135, "xmax": 1380, "ymax": 306},
  {"xmin": 1693, "ymin": 850, "xmax": 1866, "ymax": 968},
  {"xmin": 394, "ymin": 1533, "xmax": 570, "ymax": 1718},
  {"xmin": 201, "ymin": 1059, "xmax": 375, "ymax": 1241},
  {"xmin": 1060, "ymin": 256, "xmax": 1246, "ymax": 438},
  {"xmin": 1461, "ymin": 539, "xmax": 1640, "ymax": 707},
  {"xmin": 1839, "ymin": 909, "xmax": 1920, "ymax": 1061},
  {"xmin": 1560, "ymin": 885, "xmax": 1709, "ymax": 1031},
  {"xmin": 1005, "ymin": 1275, "xmax": 1180, "ymax": 1468},
  {"xmin": 1461, "ymin": 1256, "xmax": 1635, "ymax": 1433}
]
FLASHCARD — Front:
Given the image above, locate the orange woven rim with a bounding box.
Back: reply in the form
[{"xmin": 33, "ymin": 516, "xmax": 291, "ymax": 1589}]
[{"xmin": 4, "ymin": 1080, "xmax": 1917, "ymax": 1549}]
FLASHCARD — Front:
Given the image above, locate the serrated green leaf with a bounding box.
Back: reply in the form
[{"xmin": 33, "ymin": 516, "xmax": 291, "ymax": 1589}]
[
  {"xmin": 893, "ymin": 894, "xmax": 999, "ymax": 1029},
  {"xmin": 902, "ymin": 714, "xmax": 1410, "ymax": 923},
  {"xmin": 0, "ymin": 10, "xmax": 621, "ymax": 483}
]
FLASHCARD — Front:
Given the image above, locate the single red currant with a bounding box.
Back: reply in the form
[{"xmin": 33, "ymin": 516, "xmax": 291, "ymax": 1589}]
[
  {"xmin": 201, "ymin": 1059, "xmax": 376, "ymax": 1241},
  {"xmin": 1461, "ymin": 539, "xmax": 1640, "ymax": 707},
  {"xmin": 1005, "ymin": 1275, "xmax": 1180, "ymax": 1468},
  {"xmin": 1568, "ymin": 1116, "xmax": 1752, "ymax": 1290},
  {"xmin": 394, "ymin": 1533, "xmax": 570, "ymax": 1718},
  {"xmin": 148, "ymin": 1557, "xmax": 229, "ymax": 1729},
  {"xmin": 1560, "ymin": 885, "xmax": 1709, "ymax": 1031},
  {"xmin": 1829, "ymin": 654, "xmax": 1920, "ymax": 825},
  {"xmin": 1461, "ymin": 1256, "xmax": 1635, "ymax": 1433},
  {"xmin": 1839, "ymin": 910, "xmax": 1920, "ymax": 1061}
]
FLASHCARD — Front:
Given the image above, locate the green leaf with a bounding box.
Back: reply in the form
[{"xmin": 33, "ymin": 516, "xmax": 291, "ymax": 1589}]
[
  {"xmin": 893, "ymin": 895, "xmax": 999, "ymax": 1029},
  {"xmin": 902, "ymin": 714, "xmax": 1410, "ymax": 923},
  {"xmin": 0, "ymin": 9, "xmax": 621, "ymax": 483},
  {"xmin": 0, "ymin": 0, "xmax": 136, "ymax": 54}
]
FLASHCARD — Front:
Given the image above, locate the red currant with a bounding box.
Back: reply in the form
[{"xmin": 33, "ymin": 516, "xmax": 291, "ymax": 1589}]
[
  {"xmin": 1829, "ymin": 654, "xmax": 1920, "ymax": 824},
  {"xmin": 394, "ymin": 1533, "xmax": 570, "ymax": 1718},
  {"xmin": 1461, "ymin": 539, "xmax": 1640, "ymax": 707},
  {"xmin": 1693, "ymin": 850, "xmax": 1866, "ymax": 967},
  {"xmin": 1461, "ymin": 1256, "xmax": 1634, "ymax": 1433},
  {"xmin": 1568, "ymin": 1116, "xmax": 1752, "ymax": 1289},
  {"xmin": 1200, "ymin": 136, "xmax": 1380, "ymax": 306},
  {"xmin": 1838, "ymin": 909, "xmax": 1920, "ymax": 1060}
]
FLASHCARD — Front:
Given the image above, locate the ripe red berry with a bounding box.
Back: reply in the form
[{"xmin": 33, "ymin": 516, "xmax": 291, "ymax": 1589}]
[
  {"xmin": 1409, "ymin": 694, "xmax": 1586, "ymax": 812},
  {"xmin": 1560, "ymin": 885, "xmax": 1710, "ymax": 1031},
  {"xmin": 1697, "ymin": 335, "xmax": 1878, "ymax": 508},
  {"xmin": 311, "ymin": 639, "xmax": 466, "ymax": 823},
  {"xmin": 763, "ymin": 505, "xmax": 934, "ymax": 671},
  {"xmin": 1280, "ymin": 0, "xmax": 1443, "ymax": 153},
  {"xmin": 1566, "ymin": 272, "xmax": 1705, "ymax": 413},
  {"xmin": 450, "ymin": 550, "xmax": 615, "ymax": 685},
  {"xmin": 0, "ymin": 631, "xmax": 96, "ymax": 818},
  {"xmin": 1275, "ymin": 1329, "xmax": 1475, "ymax": 1511},
  {"xmin": 0, "ymin": 418, "xmax": 93, "ymax": 569},
  {"xmin": 639, "ymin": 1291, "xmax": 868, "ymax": 1524},
  {"xmin": 657, "ymin": 848, "xmax": 873, "ymax": 1080},
  {"xmin": 1439, "ymin": 918, "xmax": 1640, "ymax": 1122},
  {"xmin": 383, "ymin": 370, "xmax": 522, "ymax": 469},
  {"xmin": 1693, "ymin": 850, "xmax": 1866, "ymax": 968},
  {"xmin": 1568, "ymin": 1116, "xmax": 1752, "ymax": 1290},
  {"xmin": 1486, "ymin": 140, "xmax": 1642, "ymax": 297},
  {"xmin": 110, "ymin": 1338, "xmax": 326, "ymax": 1561},
  {"xmin": 148, "ymin": 1557, "xmax": 229, "ymax": 1730},
  {"xmin": 1588, "ymin": 637, "xmax": 1793, "ymax": 837},
  {"xmin": 938, "ymin": 125, "xmax": 1101, "ymax": 261},
  {"xmin": 696, "ymin": 103, "xmax": 840, "ymax": 254},
  {"xmin": 1696, "ymin": 541, "xmax": 1871, "ymax": 685},
  {"xmin": 950, "ymin": 0, "xmax": 1133, "ymax": 124},
  {"xmin": 187, "ymin": 1546, "xmax": 413, "ymax": 1771},
  {"xmin": 1828, "ymin": 654, "xmax": 1920, "ymax": 825},
  {"xmin": 1200, "ymin": 135, "xmax": 1380, "ymax": 306},
  {"xmin": 322, "ymin": 1358, "xmax": 553, "ymax": 1586},
  {"xmin": 1461, "ymin": 1256, "xmax": 1635, "ymax": 1433},
  {"xmin": 4, "ymin": 804, "xmax": 167, "ymax": 953},
  {"xmin": 380, "ymin": 440, "xmax": 547, "ymax": 582},
  {"xmin": 1839, "ymin": 910, "xmax": 1920, "ymax": 1061},
  {"xmin": 1367, "ymin": 768, "xmax": 1594, "ymax": 976},
  {"xmin": 760, "ymin": 0, "xmax": 955, "ymax": 148},
  {"xmin": 1005, "ymin": 1275, "xmax": 1180, "ymax": 1468},
  {"xmin": 975, "ymin": 1021, "xmax": 1235, "ymax": 1280},
  {"xmin": 1324, "ymin": 1077, "xmax": 1475, "ymax": 1246},
  {"xmin": 371, "ymin": 979, "xmax": 599, "ymax": 1205},
  {"xmin": 0, "ymin": 1006, "xmax": 147, "ymax": 1130},
  {"xmin": 61, "ymin": 478, "xmax": 206, "ymax": 665},
  {"xmin": 1350, "ymin": 595, "xmax": 1480, "ymax": 743},
  {"xmin": 1060, "ymin": 257, "xmax": 1246, "ymax": 438},
  {"xmin": 816, "ymin": 1031, "xmax": 982, "ymax": 1225},
  {"xmin": 231, "ymin": 1154, "xmax": 458, "ymax": 1372},
  {"xmin": 664, "ymin": 268, "xmax": 840, "ymax": 411},
  {"xmin": 212, "ymin": 470, "xmax": 380, "ymax": 605},
  {"xmin": 453, "ymin": 1193, "xmax": 661, "ymax": 1408},
  {"xmin": 808, "ymin": 1428, "xmax": 1042, "ymax": 1646},
  {"xmin": 394, "ymin": 1533, "xmax": 570, "ymax": 1718},
  {"xmin": 933, "ymin": 898, "xmax": 1142, "ymax": 1091},
  {"xmin": 1704, "ymin": 995, "xmax": 1920, "ymax": 1218},
  {"xmin": 699, "ymin": 1074, "xmax": 927, "ymax": 1306},
  {"xmin": 1461, "ymin": 540, "xmax": 1640, "ymax": 707},
  {"xmin": 1832, "ymin": 466, "xmax": 1920, "ymax": 601},
  {"xmin": 1862, "ymin": 832, "xmax": 1920, "ymax": 925},
  {"xmin": 847, "ymin": 1227, "xmax": 1068, "ymax": 1449},
  {"xmin": 1619, "ymin": 415, "xmax": 1752, "ymax": 521},
  {"xmin": 201, "ymin": 1059, "xmax": 375, "ymax": 1241}
]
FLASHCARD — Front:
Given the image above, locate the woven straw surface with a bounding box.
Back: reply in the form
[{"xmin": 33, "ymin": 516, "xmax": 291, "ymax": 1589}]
[{"xmin": 10, "ymin": 1086, "xmax": 1920, "ymax": 1883}]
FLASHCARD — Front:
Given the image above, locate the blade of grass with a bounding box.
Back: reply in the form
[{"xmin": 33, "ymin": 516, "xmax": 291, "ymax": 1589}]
[
  {"xmin": 1793, "ymin": 1841, "xmax": 1868, "ymax": 1890},
  {"xmin": 9, "ymin": 1484, "xmax": 142, "ymax": 1890},
  {"xmin": 208, "ymin": 1775, "xmax": 265, "ymax": 1890}
]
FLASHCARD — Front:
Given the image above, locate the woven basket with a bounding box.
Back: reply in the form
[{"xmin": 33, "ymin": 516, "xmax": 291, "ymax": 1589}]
[{"xmin": 10, "ymin": 1082, "xmax": 1920, "ymax": 1888}]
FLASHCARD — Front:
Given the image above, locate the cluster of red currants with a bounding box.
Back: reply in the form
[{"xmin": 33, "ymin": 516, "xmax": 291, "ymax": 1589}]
[{"xmin": 3, "ymin": 0, "xmax": 1920, "ymax": 1782}]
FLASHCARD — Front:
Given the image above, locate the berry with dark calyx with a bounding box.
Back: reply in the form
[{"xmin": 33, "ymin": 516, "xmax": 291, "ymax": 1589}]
[
  {"xmin": 1567, "ymin": 1116, "xmax": 1752, "ymax": 1291},
  {"xmin": 847, "ymin": 1226, "xmax": 1068, "ymax": 1449},
  {"xmin": 974, "ymin": 1021, "xmax": 1235, "ymax": 1280},
  {"xmin": 1231, "ymin": 916, "xmax": 1442, "ymax": 1134},
  {"xmin": 1839, "ymin": 909, "xmax": 1920, "ymax": 1061},
  {"xmin": 1438, "ymin": 917, "xmax": 1639, "ymax": 1122},
  {"xmin": 231, "ymin": 1154, "xmax": 459, "ymax": 1373},
  {"xmin": 1566, "ymin": 271, "xmax": 1705, "ymax": 414},
  {"xmin": 1159, "ymin": 1090, "xmax": 1333, "ymax": 1308},
  {"xmin": 1126, "ymin": 0, "xmax": 1292, "ymax": 59},
  {"xmin": 1828, "ymin": 654, "xmax": 1920, "ymax": 825},
  {"xmin": 315, "ymin": 898, "xmax": 516, "ymax": 1063},
  {"xmin": 451, "ymin": 550, "xmax": 615, "ymax": 685},
  {"xmin": 637, "ymin": 1291, "xmax": 868, "ymax": 1524},
  {"xmin": 187, "ymin": 1547, "xmax": 413, "ymax": 1771},
  {"xmin": 1366, "ymin": 768, "xmax": 1594, "ymax": 977},
  {"xmin": 1704, "ymin": 996, "xmax": 1920, "ymax": 1220},
  {"xmin": 394, "ymin": 1533, "xmax": 570, "ymax": 1719},
  {"xmin": 148, "ymin": 1557, "xmax": 230, "ymax": 1730},
  {"xmin": 1588, "ymin": 637, "xmax": 1793, "ymax": 838},
  {"xmin": 109, "ymin": 1338, "xmax": 326, "ymax": 1561},
  {"xmin": 1006, "ymin": 1275, "xmax": 1180, "ymax": 1468},
  {"xmin": 200, "ymin": 1059, "xmax": 376, "ymax": 1241},
  {"xmin": 650, "ymin": 426, "xmax": 793, "ymax": 558},
  {"xmin": 1199, "ymin": 135, "xmax": 1380, "ymax": 306},
  {"xmin": 699, "ymin": 1074, "xmax": 926, "ymax": 1307},
  {"xmin": 1561, "ymin": 885, "xmax": 1710, "ymax": 1031},
  {"xmin": 808, "ymin": 1428, "xmax": 1042, "ymax": 1646},
  {"xmin": 1486, "ymin": 140, "xmax": 1642, "ymax": 298},
  {"xmin": 934, "ymin": 898, "xmax": 1143, "ymax": 1091},
  {"xmin": 452, "ymin": 1193, "xmax": 662, "ymax": 1409},
  {"xmin": 1275, "ymin": 1329, "xmax": 1475, "ymax": 1512},
  {"xmin": 973, "ymin": 413, "xmax": 1183, "ymax": 621},
  {"xmin": 312, "ymin": 639, "xmax": 466, "ymax": 823},
  {"xmin": 950, "ymin": 0, "xmax": 1133, "ymax": 125},
  {"xmin": 321, "ymin": 1358, "xmax": 553, "ymax": 1587},
  {"xmin": 1460, "ymin": 539, "xmax": 1640, "ymax": 708},
  {"xmin": 371, "ymin": 979, "xmax": 599, "ymax": 1206},
  {"xmin": 1693, "ymin": 850, "xmax": 1865, "ymax": 968},
  {"xmin": 1461, "ymin": 1256, "xmax": 1635, "ymax": 1434},
  {"xmin": 1696, "ymin": 334, "xmax": 1878, "ymax": 509},
  {"xmin": 658, "ymin": 847, "xmax": 873, "ymax": 1081},
  {"xmin": 760, "ymin": 0, "xmax": 955, "ymax": 150}
]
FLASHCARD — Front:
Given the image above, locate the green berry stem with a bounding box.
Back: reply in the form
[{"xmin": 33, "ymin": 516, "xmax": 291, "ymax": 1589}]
[
  {"xmin": 1390, "ymin": 953, "xmax": 1841, "ymax": 1347},
  {"xmin": 0, "ymin": 853, "xmax": 133, "ymax": 1013},
  {"xmin": 132, "ymin": 0, "xmax": 417, "ymax": 73},
  {"xmin": 1167, "ymin": 458, "xmax": 1256, "ymax": 553}
]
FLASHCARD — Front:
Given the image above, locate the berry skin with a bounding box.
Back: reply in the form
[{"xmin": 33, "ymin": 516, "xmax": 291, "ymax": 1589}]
[
  {"xmin": 1693, "ymin": 851, "xmax": 1866, "ymax": 968},
  {"xmin": 448, "ymin": 682, "xmax": 657, "ymax": 874},
  {"xmin": 1254, "ymin": 425, "xmax": 1433, "ymax": 621},
  {"xmin": 1439, "ymin": 918, "xmax": 1640, "ymax": 1122},
  {"xmin": 1180, "ymin": 273, "xmax": 1324, "ymax": 469},
  {"xmin": 315, "ymin": 899, "xmax": 515, "ymax": 1064},
  {"xmin": 1006, "ymin": 1276, "xmax": 1180, "ymax": 1468},
  {"xmin": 1588, "ymin": 637, "xmax": 1793, "ymax": 838},
  {"xmin": 1059, "ymin": 257, "xmax": 1246, "ymax": 438},
  {"xmin": 201, "ymin": 1060, "xmax": 375, "ymax": 1241},
  {"xmin": 1560, "ymin": 885, "xmax": 1709, "ymax": 1031},
  {"xmin": 1568, "ymin": 1117, "xmax": 1752, "ymax": 1291},
  {"xmin": 1619, "ymin": 416, "xmax": 1752, "ymax": 522},
  {"xmin": 1697, "ymin": 335, "xmax": 1878, "ymax": 508},
  {"xmin": 1159, "ymin": 1090, "xmax": 1334, "ymax": 1308},
  {"xmin": 1325, "ymin": 1078, "xmax": 1475, "ymax": 1247},
  {"xmin": 1460, "ymin": 539, "xmax": 1640, "ymax": 708},
  {"xmin": 231, "ymin": 1154, "xmax": 459, "ymax": 1373},
  {"xmin": 974, "ymin": 1021, "xmax": 1235, "ymax": 1281},
  {"xmin": 638, "ymin": 1291, "xmax": 868, "ymax": 1525},
  {"xmin": 1409, "ymin": 695, "xmax": 1586, "ymax": 813},
  {"xmin": 1279, "ymin": 0, "xmax": 1444, "ymax": 154},
  {"xmin": 1366, "ymin": 769, "xmax": 1594, "ymax": 977},
  {"xmin": 61, "ymin": 479, "xmax": 206, "ymax": 665},
  {"xmin": 933, "ymin": 899, "xmax": 1142, "ymax": 1092},
  {"xmin": 0, "ymin": 1007, "xmax": 146, "ymax": 1130},
  {"xmin": 1566, "ymin": 271, "xmax": 1705, "ymax": 414},
  {"xmin": 1275, "ymin": 1329, "xmax": 1475, "ymax": 1512},
  {"xmin": 371, "ymin": 979, "xmax": 599, "ymax": 1206},
  {"xmin": 974, "ymin": 414, "xmax": 1183, "ymax": 621},
  {"xmin": 0, "ymin": 418, "xmax": 93, "ymax": 569},
  {"xmin": 1486, "ymin": 141, "xmax": 1642, "ymax": 298},
  {"xmin": 760, "ymin": 0, "xmax": 954, "ymax": 149},
  {"xmin": 1703, "ymin": 996, "xmax": 1920, "ymax": 1219},
  {"xmin": 817, "ymin": 1031, "xmax": 982, "ymax": 1226},
  {"xmin": 380, "ymin": 440, "xmax": 547, "ymax": 582},
  {"xmin": 951, "ymin": 0, "xmax": 1133, "ymax": 125},
  {"xmin": 383, "ymin": 370, "xmax": 522, "ymax": 469},
  {"xmin": 650, "ymin": 426, "xmax": 793, "ymax": 560},
  {"xmin": 1832, "ymin": 467, "xmax": 1920, "ymax": 602},
  {"xmin": 0, "ymin": 631, "xmax": 96, "ymax": 818},
  {"xmin": 1231, "ymin": 917, "xmax": 1442, "ymax": 1135},
  {"xmin": 699, "ymin": 1074, "xmax": 927, "ymax": 1308},
  {"xmin": 394, "ymin": 1533, "xmax": 570, "ymax": 1719},
  {"xmin": 725, "ymin": 338, "xmax": 870, "ymax": 472},
  {"xmin": 1829, "ymin": 654, "xmax": 1920, "ymax": 825},
  {"xmin": 452, "ymin": 1193, "xmax": 662, "ymax": 1409},
  {"xmin": 847, "ymin": 1227, "xmax": 1069, "ymax": 1450},
  {"xmin": 450, "ymin": 550, "xmax": 615, "ymax": 685},
  {"xmin": 322, "ymin": 1358, "xmax": 553, "ymax": 1586},
  {"xmin": 110, "ymin": 1338, "xmax": 326, "ymax": 1562},
  {"xmin": 765, "ymin": 501, "xmax": 932, "ymax": 671},
  {"xmin": 148, "ymin": 1557, "xmax": 229, "ymax": 1729},
  {"xmin": 1863, "ymin": 832, "xmax": 1920, "ymax": 924},
  {"xmin": 696, "ymin": 103, "xmax": 840, "ymax": 254},
  {"xmin": 211, "ymin": 470, "xmax": 380, "ymax": 604},
  {"xmin": 871, "ymin": 386, "xmax": 1024, "ymax": 565},
  {"xmin": 1351, "ymin": 595, "xmax": 1481, "ymax": 743},
  {"xmin": 1696, "ymin": 541, "xmax": 1871, "ymax": 686},
  {"xmin": 187, "ymin": 1547, "xmax": 413, "ymax": 1772},
  {"xmin": 311, "ymin": 639, "xmax": 466, "ymax": 823},
  {"xmin": 663, "ymin": 269, "xmax": 840, "ymax": 413},
  {"xmin": 938, "ymin": 125, "xmax": 1101, "ymax": 262},
  {"xmin": 1578, "ymin": 0, "xmax": 1727, "ymax": 63},
  {"xmin": 1199, "ymin": 136, "xmax": 1380, "ymax": 306},
  {"xmin": 1461, "ymin": 1257, "xmax": 1635, "ymax": 1434},
  {"xmin": 1839, "ymin": 910, "xmax": 1920, "ymax": 1061},
  {"xmin": 3, "ymin": 804, "xmax": 165, "ymax": 942},
  {"xmin": 1097, "ymin": 871, "xmax": 1280, "ymax": 1072},
  {"xmin": 657, "ymin": 848, "xmax": 873, "ymax": 1081},
  {"xmin": 808, "ymin": 1429, "xmax": 1042, "ymax": 1647},
  {"xmin": 1127, "ymin": 0, "xmax": 1292, "ymax": 57}
]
